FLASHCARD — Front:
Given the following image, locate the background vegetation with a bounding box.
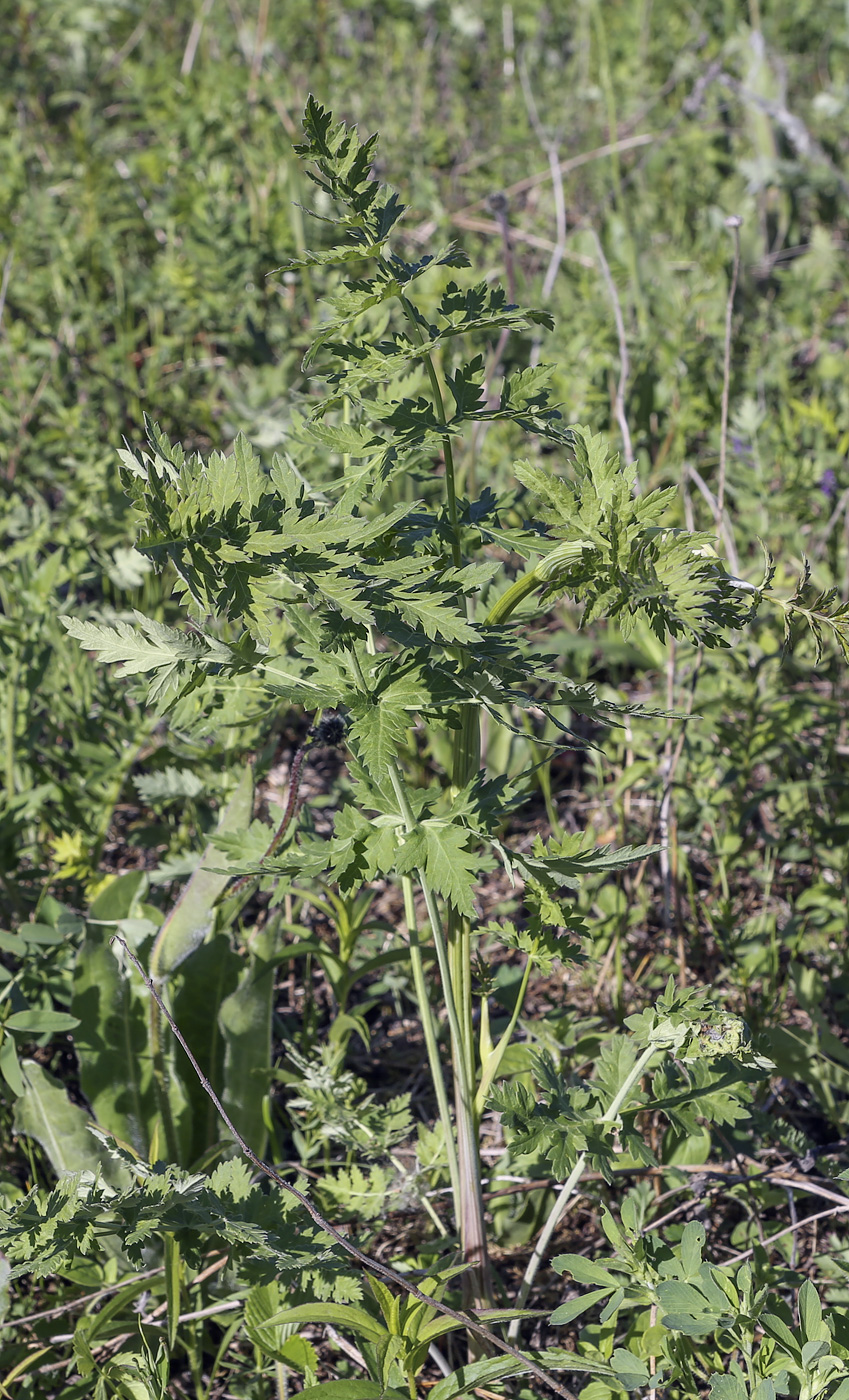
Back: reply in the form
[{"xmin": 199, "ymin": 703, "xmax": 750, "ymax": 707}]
[{"xmin": 2, "ymin": 0, "xmax": 849, "ymax": 1396}]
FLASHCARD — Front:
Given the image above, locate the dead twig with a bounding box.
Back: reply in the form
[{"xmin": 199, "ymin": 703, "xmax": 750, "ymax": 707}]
[
  {"xmin": 247, "ymin": 0, "xmax": 271, "ymax": 102},
  {"xmin": 0, "ymin": 1266, "xmax": 164, "ymax": 1332},
  {"xmin": 181, "ymin": 0, "xmax": 216, "ymax": 77},
  {"xmin": 409, "ymin": 133, "xmax": 657, "ymax": 247},
  {"xmin": 723, "ymin": 1202, "xmax": 849, "ymax": 1267},
  {"xmin": 717, "ymin": 216, "xmax": 742, "ymax": 538},
  {"xmin": 588, "ymin": 228, "xmax": 633, "ymax": 466}
]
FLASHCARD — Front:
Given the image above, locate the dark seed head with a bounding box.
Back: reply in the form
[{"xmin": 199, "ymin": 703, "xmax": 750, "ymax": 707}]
[{"xmin": 312, "ymin": 713, "xmax": 348, "ymax": 748}]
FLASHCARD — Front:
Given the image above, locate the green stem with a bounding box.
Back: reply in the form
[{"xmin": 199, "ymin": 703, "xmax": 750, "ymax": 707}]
[
  {"xmin": 349, "ymin": 650, "xmax": 459, "ymax": 1214},
  {"xmin": 486, "ymin": 570, "xmax": 543, "ymax": 625},
  {"xmin": 342, "ymin": 391, "xmax": 351, "ymax": 479},
  {"xmin": 396, "ymin": 288, "xmax": 461, "ymax": 568},
  {"xmin": 399, "ymin": 870, "xmax": 461, "ymax": 1218},
  {"xmin": 508, "ymin": 1042, "xmax": 659, "ymax": 1336},
  {"xmin": 147, "ymin": 946, "xmax": 181, "ymax": 1165},
  {"xmin": 388, "ymin": 758, "xmax": 492, "ymax": 1306},
  {"xmin": 475, "ymin": 952, "xmax": 533, "ymax": 1116},
  {"xmin": 274, "ymin": 1361, "xmax": 288, "ymax": 1400},
  {"xmin": 5, "ymin": 657, "xmax": 17, "ymax": 798}
]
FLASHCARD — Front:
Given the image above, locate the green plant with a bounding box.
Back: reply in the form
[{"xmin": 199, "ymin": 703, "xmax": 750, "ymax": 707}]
[
  {"xmin": 26, "ymin": 100, "xmax": 841, "ymax": 1399},
  {"xmin": 553, "ymin": 1217, "xmax": 849, "ymax": 1400}
]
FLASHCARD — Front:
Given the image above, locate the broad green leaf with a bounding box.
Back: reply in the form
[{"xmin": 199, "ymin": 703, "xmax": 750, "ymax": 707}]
[
  {"xmin": 752, "ymin": 1382, "xmax": 776, "ymax": 1400},
  {"xmin": 264, "ymin": 1302, "xmax": 387, "ymax": 1343},
  {"xmin": 171, "ymin": 933, "xmax": 241, "ymax": 1162},
  {"xmin": 610, "ymin": 1349, "xmax": 650, "ymax": 1388},
  {"xmin": 428, "ymin": 1348, "xmax": 610, "ymax": 1400},
  {"xmin": 709, "ymin": 1376, "xmax": 748, "ymax": 1400},
  {"xmin": 798, "ymin": 1279, "xmax": 827, "ymax": 1341},
  {"xmin": 552, "ymin": 1254, "xmax": 620, "ymax": 1287},
  {"xmin": 72, "ymin": 922, "xmax": 160, "ymax": 1158},
  {"xmin": 218, "ymin": 923, "xmax": 277, "ymax": 1156},
  {"xmin": 7, "ymin": 923, "xmax": 66, "ymax": 946},
  {"xmin": 88, "ymin": 870, "xmax": 149, "ymax": 924},
  {"xmin": 662, "ymin": 1123, "xmax": 712, "ymax": 1167},
  {"xmin": 680, "ymin": 1222, "xmax": 707, "ymax": 1278},
  {"xmin": 6, "ymin": 1010, "xmax": 80, "ymax": 1033},
  {"xmin": 150, "ymin": 764, "xmax": 254, "ymax": 977},
  {"xmin": 12, "ymin": 1062, "xmax": 127, "ymax": 1185},
  {"xmin": 0, "ymin": 1032, "xmax": 24, "ymax": 1097},
  {"xmin": 550, "ymin": 1287, "xmax": 614, "ymax": 1325},
  {"xmin": 244, "ymin": 1282, "xmax": 319, "ymax": 1372}
]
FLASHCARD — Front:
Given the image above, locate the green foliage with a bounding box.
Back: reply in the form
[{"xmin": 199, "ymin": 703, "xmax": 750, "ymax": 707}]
[
  {"xmin": 552, "ymin": 1220, "xmax": 849, "ymax": 1400},
  {"xmin": 514, "ymin": 436, "xmax": 751, "ymax": 645},
  {"xmin": 493, "ymin": 983, "xmax": 765, "ymax": 1183},
  {"xmin": 3, "ymin": 5, "xmax": 849, "ymax": 1394},
  {"xmin": 0, "ymin": 1148, "xmax": 347, "ymax": 1292}
]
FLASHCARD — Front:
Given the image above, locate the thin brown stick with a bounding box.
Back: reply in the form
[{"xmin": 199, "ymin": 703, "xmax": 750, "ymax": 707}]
[
  {"xmin": 413, "ymin": 132, "xmax": 657, "ymax": 236},
  {"xmin": 449, "ymin": 215, "xmax": 594, "ymax": 267},
  {"xmin": 717, "ymin": 216, "xmax": 742, "ymax": 536},
  {"xmin": 181, "ymin": 0, "xmax": 216, "ymax": 77},
  {"xmin": 225, "ymin": 742, "xmax": 308, "ymax": 897},
  {"xmin": 248, "ymin": 0, "xmax": 271, "ymax": 102},
  {"xmin": 588, "ymin": 229, "xmax": 633, "ymax": 467},
  {"xmin": 685, "ymin": 464, "xmax": 740, "ymax": 577},
  {"xmin": 112, "ymin": 937, "xmax": 577, "ymax": 1400},
  {"xmin": 0, "ymin": 1266, "xmax": 163, "ymax": 1331},
  {"xmin": 517, "ymin": 52, "xmax": 567, "ymax": 311},
  {"xmin": 723, "ymin": 1202, "xmax": 849, "ymax": 1267}
]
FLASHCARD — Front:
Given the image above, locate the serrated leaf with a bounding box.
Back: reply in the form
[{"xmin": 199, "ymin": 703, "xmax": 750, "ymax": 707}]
[
  {"xmin": 395, "ymin": 821, "xmax": 482, "ymax": 917},
  {"xmin": 347, "ymin": 699, "xmax": 409, "ymax": 781},
  {"xmin": 392, "ymin": 589, "xmax": 479, "ymax": 645},
  {"xmin": 134, "ymin": 767, "xmax": 204, "ymax": 803}
]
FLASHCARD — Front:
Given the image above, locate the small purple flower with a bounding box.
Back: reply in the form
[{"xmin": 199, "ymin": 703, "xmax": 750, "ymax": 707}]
[
  {"xmin": 820, "ymin": 468, "xmax": 838, "ymax": 499},
  {"xmin": 731, "ymin": 436, "xmax": 752, "ymax": 459}
]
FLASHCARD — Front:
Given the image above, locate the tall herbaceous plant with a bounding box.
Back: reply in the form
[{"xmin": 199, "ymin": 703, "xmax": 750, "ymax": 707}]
[{"xmin": 62, "ymin": 101, "xmax": 849, "ymax": 1380}]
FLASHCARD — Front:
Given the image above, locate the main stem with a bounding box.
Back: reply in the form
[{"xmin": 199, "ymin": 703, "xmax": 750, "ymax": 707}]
[
  {"xmin": 387, "ymin": 759, "xmax": 490, "ymax": 1306},
  {"xmin": 448, "ymin": 706, "xmax": 491, "ymax": 1310},
  {"xmin": 398, "ymin": 867, "xmax": 461, "ymax": 1219},
  {"xmin": 395, "ymin": 286, "xmax": 491, "ymax": 1306},
  {"xmin": 396, "ymin": 287, "xmax": 461, "ymax": 569}
]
